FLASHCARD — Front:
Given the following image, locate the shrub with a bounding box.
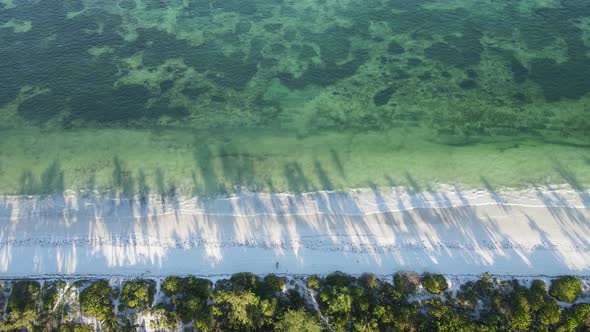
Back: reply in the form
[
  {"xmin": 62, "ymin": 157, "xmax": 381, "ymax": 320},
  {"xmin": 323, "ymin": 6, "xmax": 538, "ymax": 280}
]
[
  {"xmin": 561, "ymin": 303, "xmax": 590, "ymax": 331},
  {"xmin": 550, "ymin": 276, "xmax": 582, "ymax": 303},
  {"xmin": 79, "ymin": 280, "xmax": 114, "ymax": 321},
  {"xmin": 60, "ymin": 323, "xmax": 95, "ymax": 332},
  {"xmin": 324, "ymin": 271, "xmax": 356, "ymax": 288},
  {"xmin": 3, "ymin": 281, "xmax": 40, "ymax": 331},
  {"xmin": 162, "ymin": 276, "xmax": 182, "ymax": 296},
  {"xmin": 121, "ymin": 279, "xmax": 156, "ymax": 310},
  {"xmin": 538, "ymin": 298, "xmax": 562, "ymax": 325},
  {"xmin": 509, "ymin": 292, "xmax": 532, "ymax": 331},
  {"xmin": 529, "ymin": 279, "xmax": 547, "ymax": 311},
  {"xmin": 230, "ymin": 272, "xmax": 260, "ymax": 291},
  {"xmin": 394, "ymin": 271, "xmax": 421, "ymax": 294},
  {"xmin": 277, "ymin": 309, "xmax": 323, "ymax": 332},
  {"xmin": 7, "ymin": 281, "xmax": 40, "ymax": 314},
  {"xmin": 263, "ymin": 274, "xmax": 285, "ymax": 292},
  {"xmin": 359, "ymin": 273, "xmax": 380, "ymax": 290},
  {"xmin": 427, "ymin": 304, "xmax": 474, "ymax": 331},
  {"xmin": 162, "ymin": 277, "xmax": 212, "ymax": 323},
  {"xmin": 421, "ymin": 273, "xmax": 448, "ymax": 294},
  {"xmin": 306, "ymin": 275, "xmax": 321, "ymax": 290}
]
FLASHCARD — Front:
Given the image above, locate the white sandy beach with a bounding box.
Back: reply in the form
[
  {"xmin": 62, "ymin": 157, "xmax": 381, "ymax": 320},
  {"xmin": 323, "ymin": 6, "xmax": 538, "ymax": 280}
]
[{"xmin": 0, "ymin": 185, "xmax": 589, "ymax": 278}]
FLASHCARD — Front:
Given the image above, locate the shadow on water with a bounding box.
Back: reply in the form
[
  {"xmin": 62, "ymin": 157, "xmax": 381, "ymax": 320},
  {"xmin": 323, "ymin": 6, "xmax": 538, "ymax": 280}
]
[
  {"xmin": 193, "ymin": 135, "xmax": 222, "ymax": 196},
  {"xmin": 112, "ymin": 156, "xmax": 134, "ymax": 199},
  {"xmin": 480, "ymin": 176, "xmax": 509, "ymax": 211},
  {"xmin": 18, "ymin": 161, "xmax": 64, "ymax": 195},
  {"xmin": 314, "ymin": 160, "xmax": 334, "ymax": 191},
  {"xmin": 552, "ymin": 159, "xmax": 585, "ymax": 191},
  {"xmin": 18, "ymin": 170, "xmax": 35, "ymax": 195},
  {"xmin": 552, "ymin": 159, "xmax": 590, "ymax": 205},
  {"xmin": 329, "ymin": 148, "xmax": 346, "ymax": 179},
  {"xmin": 284, "ymin": 161, "xmax": 310, "ymax": 193},
  {"xmin": 137, "ymin": 169, "xmax": 149, "ymax": 205},
  {"xmin": 404, "ymin": 172, "xmax": 422, "ymax": 193},
  {"xmin": 218, "ymin": 143, "xmax": 256, "ymax": 191}
]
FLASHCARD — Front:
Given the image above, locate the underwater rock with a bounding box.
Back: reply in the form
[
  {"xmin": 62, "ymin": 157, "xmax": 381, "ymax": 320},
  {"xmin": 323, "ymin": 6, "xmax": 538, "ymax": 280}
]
[
  {"xmin": 145, "ymin": 99, "xmax": 189, "ymax": 119},
  {"xmin": 510, "ymin": 57, "xmax": 528, "ymax": 84},
  {"xmin": 271, "ymin": 43, "xmax": 286, "ymax": 54},
  {"xmin": 235, "ymin": 20, "xmax": 252, "ymax": 34},
  {"xmin": 18, "ymin": 92, "xmax": 64, "ymax": 124},
  {"xmin": 144, "ymin": 0, "xmax": 172, "ymax": 10},
  {"xmin": 279, "ymin": 49, "xmax": 368, "ymax": 89},
  {"xmin": 207, "ymin": 57, "xmax": 259, "ymax": 90},
  {"xmin": 392, "ymin": 69, "xmax": 410, "ymax": 80},
  {"xmin": 388, "ymin": 0, "xmax": 434, "ymax": 10},
  {"xmin": 459, "ymin": 79, "xmax": 477, "ymax": 89},
  {"xmin": 312, "ymin": 26, "xmax": 353, "ymax": 63},
  {"xmin": 407, "ymin": 58, "xmax": 422, "ymax": 66},
  {"xmin": 185, "ymin": 0, "xmax": 211, "ymax": 16},
  {"xmin": 264, "ymin": 23, "xmax": 283, "ymax": 32},
  {"xmin": 283, "ymin": 28, "xmax": 297, "ymax": 41},
  {"xmin": 69, "ymin": 84, "xmax": 153, "ymax": 123},
  {"xmin": 211, "ymin": 95, "xmax": 226, "ymax": 102},
  {"xmin": 64, "ymin": 0, "xmax": 84, "ymax": 11},
  {"xmin": 213, "ymin": 0, "xmax": 257, "ymax": 15},
  {"xmin": 182, "ymin": 86, "xmax": 210, "ymax": 99},
  {"xmin": 159, "ymin": 80, "xmax": 175, "ymax": 93},
  {"xmin": 417, "ymin": 72, "xmax": 432, "ymax": 80},
  {"xmin": 387, "ymin": 41, "xmax": 405, "ymax": 54},
  {"xmin": 298, "ymin": 45, "xmax": 318, "ymax": 60},
  {"xmin": 530, "ymin": 58, "xmax": 590, "ymax": 101},
  {"xmin": 373, "ymin": 86, "xmax": 397, "ymax": 106},
  {"xmin": 424, "ymin": 30, "xmax": 482, "ymax": 68},
  {"xmin": 118, "ymin": 0, "xmax": 136, "ymax": 9}
]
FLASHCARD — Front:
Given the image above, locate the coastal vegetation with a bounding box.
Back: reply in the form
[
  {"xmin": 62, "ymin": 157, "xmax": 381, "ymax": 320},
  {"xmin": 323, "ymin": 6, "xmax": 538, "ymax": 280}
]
[{"xmin": 0, "ymin": 272, "xmax": 589, "ymax": 331}]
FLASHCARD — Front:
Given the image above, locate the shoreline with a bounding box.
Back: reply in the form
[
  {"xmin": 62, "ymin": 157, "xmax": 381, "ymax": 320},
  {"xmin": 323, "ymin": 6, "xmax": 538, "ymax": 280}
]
[
  {"xmin": 2, "ymin": 183, "xmax": 589, "ymax": 219},
  {"xmin": 1, "ymin": 185, "xmax": 589, "ymax": 278}
]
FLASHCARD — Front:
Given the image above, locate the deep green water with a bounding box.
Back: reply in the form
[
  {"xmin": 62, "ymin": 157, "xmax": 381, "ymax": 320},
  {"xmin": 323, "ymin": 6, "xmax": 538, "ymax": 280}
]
[{"xmin": 0, "ymin": 0, "xmax": 589, "ymax": 194}]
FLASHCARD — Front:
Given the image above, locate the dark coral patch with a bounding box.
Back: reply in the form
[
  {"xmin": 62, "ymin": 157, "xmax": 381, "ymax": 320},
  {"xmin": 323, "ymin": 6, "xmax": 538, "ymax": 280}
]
[
  {"xmin": 373, "ymin": 86, "xmax": 397, "ymax": 106},
  {"xmin": 530, "ymin": 58, "xmax": 590, "ymax": 101},
  {"xmin": 510, "ymin": 57, "xmax": 528, "ymax": 84},
  {"xmin": 145, "ymin": 99, "xmax": 189, "ymax": 119},
  {"xmin": 264, "ymin": 23, "xmax": 283, "ymax": 32},
  {"xmin": 387, "ymin": 41, "xmax": 405, "ymax": 55},
  {"xmin": 311, "ymin": 27, "xmax": 352, "ymax": 63},
  {"xmin": 182, "ymin": 86, "xmax": 210, "ymax": 99},
  {"xmin": 424, "ymin": 29, "xmax": 482, "ymax": 68},
  {"xmin": 118, "ymin": 0, "xmax": 137, "ymax": 9},
  {"xmin": 459, "ymin": 79, "xmax": 477, "ymax": 90},
  {"xmin": 213, "ymin": 0, "xmax": 257, "ymax": 15},
  {"xmin": 235, "ymin": 20, "xmax": 252, "ymax": 34},
  {"xmin": 69, "ymin": 85, "xmax": 151, "ymax": 122},
  {"xmin": 279, "ymin": 49, "xmax": 368, "ymax": 89},
  {"xmin": 18, "ymin": 93, "xmax": 65, "ymax": 124}
]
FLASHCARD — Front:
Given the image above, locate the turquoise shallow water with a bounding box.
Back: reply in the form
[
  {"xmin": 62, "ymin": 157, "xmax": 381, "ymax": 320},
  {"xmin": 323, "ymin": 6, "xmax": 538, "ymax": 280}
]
[{"xmin": 0, "ymin": 0, "xmax": 589, "ymax": 194}]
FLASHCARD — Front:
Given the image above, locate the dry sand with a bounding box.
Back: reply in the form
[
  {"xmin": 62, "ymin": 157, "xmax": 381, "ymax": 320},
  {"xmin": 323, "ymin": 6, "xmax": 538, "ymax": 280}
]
[{"xmin": 0, "ymin": 185, "xmax": 589, "ymax": 277}]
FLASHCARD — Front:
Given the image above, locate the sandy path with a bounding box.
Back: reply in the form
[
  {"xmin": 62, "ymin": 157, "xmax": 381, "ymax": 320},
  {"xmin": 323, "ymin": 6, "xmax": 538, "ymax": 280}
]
[{"xmin": 0, "ymin": 186, "xmax": 589, "ymax": 277}]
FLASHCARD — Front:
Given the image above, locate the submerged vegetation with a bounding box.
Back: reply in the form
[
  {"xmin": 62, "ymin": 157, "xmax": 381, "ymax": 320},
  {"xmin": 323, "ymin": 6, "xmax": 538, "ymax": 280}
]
[
  {"xmin": 0, "ymin": 272, "xmax": 589, "ymax": 331},
  {"xmin": 1, "ymin": 0, "xmax": 590, "ymax": 134}
]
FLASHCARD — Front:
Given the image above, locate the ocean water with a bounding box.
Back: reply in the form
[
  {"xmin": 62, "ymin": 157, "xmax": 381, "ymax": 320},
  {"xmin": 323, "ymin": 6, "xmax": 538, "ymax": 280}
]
[{"xmin": 0, "ymin": 0, "xmax": 589, "ymax": 195}]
